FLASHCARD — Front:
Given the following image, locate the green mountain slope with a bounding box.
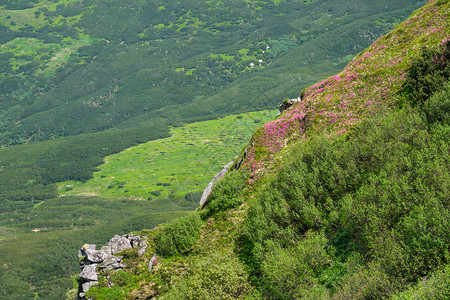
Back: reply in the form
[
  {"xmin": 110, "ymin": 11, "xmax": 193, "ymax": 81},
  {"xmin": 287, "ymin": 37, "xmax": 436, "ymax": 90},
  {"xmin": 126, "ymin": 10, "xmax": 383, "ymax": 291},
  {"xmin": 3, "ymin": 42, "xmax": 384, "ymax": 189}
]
[
  {"xmin": 0, "ymin": 0, "xmax": 442, "ymax": 298},
  {"xmin": 83, "ymin": 1, "xmax": 449, "ymax": 299},
  {"xmin": 0, "ymin": 0, "xmax": 427, "ymax": 221}
]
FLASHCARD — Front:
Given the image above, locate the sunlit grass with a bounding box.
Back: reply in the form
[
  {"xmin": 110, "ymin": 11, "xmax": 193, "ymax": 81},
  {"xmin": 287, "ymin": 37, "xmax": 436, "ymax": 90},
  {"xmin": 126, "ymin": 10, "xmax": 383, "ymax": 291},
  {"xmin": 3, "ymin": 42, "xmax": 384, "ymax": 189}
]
[{"xmin": 58, "ymin": 110, "xmax": 277, "ymax": 200}]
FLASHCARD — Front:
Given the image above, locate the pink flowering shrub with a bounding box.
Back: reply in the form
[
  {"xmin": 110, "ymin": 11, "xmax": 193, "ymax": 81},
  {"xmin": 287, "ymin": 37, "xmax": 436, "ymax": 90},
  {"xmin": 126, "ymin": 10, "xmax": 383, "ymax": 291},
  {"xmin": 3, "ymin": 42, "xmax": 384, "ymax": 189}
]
[{"xmin": 241, "ymin": 0, "xmax": 450, "ymax": 184}]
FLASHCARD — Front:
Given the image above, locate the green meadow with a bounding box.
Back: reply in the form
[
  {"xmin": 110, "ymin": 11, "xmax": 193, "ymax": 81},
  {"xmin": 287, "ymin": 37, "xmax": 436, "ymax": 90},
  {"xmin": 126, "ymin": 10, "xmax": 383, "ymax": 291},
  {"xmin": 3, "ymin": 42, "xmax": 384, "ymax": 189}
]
[{"xmin": 58, "ymin": 110, "xmax": 277, "ymax": 200}]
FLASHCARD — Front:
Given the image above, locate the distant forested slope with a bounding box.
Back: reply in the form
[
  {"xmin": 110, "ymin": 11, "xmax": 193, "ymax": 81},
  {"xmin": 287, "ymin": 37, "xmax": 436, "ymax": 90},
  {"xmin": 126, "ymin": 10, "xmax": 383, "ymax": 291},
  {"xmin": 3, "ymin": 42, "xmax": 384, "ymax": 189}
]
[{"xmin": 0, "ymin": 0, "xmax": 426, "ymax": 145}]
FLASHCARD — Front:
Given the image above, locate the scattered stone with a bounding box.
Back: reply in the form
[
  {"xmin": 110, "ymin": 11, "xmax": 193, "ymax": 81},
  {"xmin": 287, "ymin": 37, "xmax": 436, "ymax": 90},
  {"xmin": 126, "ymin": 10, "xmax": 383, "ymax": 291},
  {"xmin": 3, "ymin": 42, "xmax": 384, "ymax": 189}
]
[
  {"xmin": 138, "ymin": 238, "xmax": 148, "ymax": 257},
  {"xmin": 78, "ymin": 244, "xmax": 96, "ymax": 259},
  {"xmin": 77, "ymin": 234, "xmax": 148, "ymax": 299},
  {"xmin": 107, "ymin": 235, "xmax": 133, "ymax": 254},
  {"xmin": 128, "ymin": 234, "xmax": 140, "ymax": 248},
  {"xmin": 99, "ymin": 255, "xmax": 124, "ymax": 270},
  {"xmin": 82, "ymin": 281, "xmax": 98, "ymax": 293},
  {"xmin": 85, "ymin": 249, "xmax": 107, "ymax": 263},
  {"xmin": 100, "ymin": 245, "xmax": 112, "ymax": 256},
  {"xmin": 107, "ymin": 280, "xmax": 114, "ymax": 288}
]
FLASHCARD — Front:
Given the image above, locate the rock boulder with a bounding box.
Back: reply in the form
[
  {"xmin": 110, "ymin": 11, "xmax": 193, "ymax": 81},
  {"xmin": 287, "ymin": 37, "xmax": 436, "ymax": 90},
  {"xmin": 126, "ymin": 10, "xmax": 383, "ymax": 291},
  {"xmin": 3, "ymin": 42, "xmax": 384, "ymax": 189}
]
[
  {"xmin": 77, "ymin": 234, "xmax": 147, "ymax": 299},
  {"xmin": 107, "ymin": 235, "xmax": 133, "ymax": 254}
]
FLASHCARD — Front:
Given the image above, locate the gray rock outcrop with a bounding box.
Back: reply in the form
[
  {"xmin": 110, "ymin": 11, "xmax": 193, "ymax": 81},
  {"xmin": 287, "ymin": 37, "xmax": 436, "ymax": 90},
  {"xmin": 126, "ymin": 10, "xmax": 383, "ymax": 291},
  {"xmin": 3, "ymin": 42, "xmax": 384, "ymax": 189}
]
[
  {"xmin": 79, "ymin": 264, "xmax": 98, "ymax": 281},
  {"xmin": 107, "ymin": 235, "xmax": 133, "ymax": 255},
  {"xmin": 138, "ymin": 239, "xmax": 148, "ymax": 257},
  {"xmin": 99, "ymin": 255, "xmax": 124, "ymax": 270},
  {"xmin": 77, "ymin": 234, "xmax": 148, "ymax": 299},
  {"xmin": 80, "ymin": 281, "xmax": 98, "ymax": 298},
  {"xmin": 199, "ymin": 161, "xmax": 233, "ymax": 207},
  {"xmin": 279, "ymin": 97, "xmax": 301, "ymax": 113}
]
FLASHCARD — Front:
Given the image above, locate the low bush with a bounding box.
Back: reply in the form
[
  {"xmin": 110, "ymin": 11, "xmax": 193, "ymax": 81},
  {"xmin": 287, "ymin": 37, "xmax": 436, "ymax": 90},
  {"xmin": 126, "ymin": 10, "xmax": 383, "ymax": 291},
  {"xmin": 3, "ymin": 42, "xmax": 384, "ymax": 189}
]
[
  {"xmin": 391, "ymin": 264, "xmax": 450, "ymax": 300},
  {"xmin": 244, "ymin": 103, "xmax": 449, "ymax": 298},
  {"xmin": 164, "ymin": 251, "xmax": 252, "ymax": 300},
  {"xmin": 155, "ymin": 213, "xmax": 202, "ymax": 256},
  {"xmin": 401, "ymin": 40, "xmax": 450, "ymax": 107},
  {"xmin": 261, "ymin": 231, "xmax": 332, "ymax": 299},
  {"xmin": 423, "ymin": 81, "xmax": 450, "ymax": 125},
  {"xmin": 334, "ymin": 262, "xmax": 399, "ymax": 299},
  {"xmin": 201, "ymin": 171, "xmax": 246, "ymax": 218}
]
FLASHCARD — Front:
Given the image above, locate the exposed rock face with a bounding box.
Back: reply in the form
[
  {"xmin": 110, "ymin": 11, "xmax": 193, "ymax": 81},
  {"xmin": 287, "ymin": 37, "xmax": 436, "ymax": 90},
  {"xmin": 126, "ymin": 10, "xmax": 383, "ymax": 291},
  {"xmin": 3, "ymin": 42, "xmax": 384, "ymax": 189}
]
[
  {"xmin": 81, "ymin": 281, "xmax": 98, "ymax": 297},
  {"xmin": 77, "ymin": 234, "xmax": 147, "ymax": 299},
  {"xmin": 138, "ymin": 239, "xmax": 148, "ymax": 257},
  {"xmin": 99, "ymin": 255, "xmax": 124, "ymax": 270},
  {"xmin": 107, "ymin": 235, "xmax": 133, "ymax": 255},
  {"xmin": 84, "ymin": 247, "xmax": 107, "ymax": 263},
  {"xmin": 79, "ymin": 264, "xmax": 98, "ymax": 281},
  {"xmin": 279, "ymin": 97, "xmax": 301, "ymax": 113},
  {"xmin": 199, "ymin": 161, "xmax": 233, "ymax": 207}
]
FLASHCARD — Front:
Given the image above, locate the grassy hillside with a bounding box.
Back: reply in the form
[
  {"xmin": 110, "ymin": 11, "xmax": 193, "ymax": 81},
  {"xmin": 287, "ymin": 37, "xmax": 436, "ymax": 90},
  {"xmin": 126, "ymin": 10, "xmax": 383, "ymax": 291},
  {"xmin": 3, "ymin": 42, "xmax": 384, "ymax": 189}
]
[
  {"xmin": 83, "ymin": 1, "xmax": 449, "ymax": 299},
  {"xmin": 240, "ymin": 0, "xmax": 449, "ymax": 181},
  {"xmin": 0, "ymin": 0, "xmax": 426, "ymax": 254},
  {"xmin": 0, "ymin": 119, "xmax": 171, "ymax": 213}
]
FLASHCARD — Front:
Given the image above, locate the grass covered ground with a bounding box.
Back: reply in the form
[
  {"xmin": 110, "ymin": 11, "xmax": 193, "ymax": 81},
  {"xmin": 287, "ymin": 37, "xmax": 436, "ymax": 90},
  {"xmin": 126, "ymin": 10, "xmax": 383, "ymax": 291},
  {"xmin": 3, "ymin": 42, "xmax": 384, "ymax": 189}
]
[{"xmin": 58, "ymin": 110, "xmax": 277, "ymax": 200}]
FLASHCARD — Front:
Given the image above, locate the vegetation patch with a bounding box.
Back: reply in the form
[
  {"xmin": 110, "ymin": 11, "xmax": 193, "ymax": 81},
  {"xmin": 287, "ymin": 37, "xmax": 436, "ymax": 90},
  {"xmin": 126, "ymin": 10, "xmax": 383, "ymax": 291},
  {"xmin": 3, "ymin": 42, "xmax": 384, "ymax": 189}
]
[
  {"xmin": 58, "ymin": 110, "xmax": 276, "ymax": 200},
  {"xmin": 155, "ymin": 213, "xmax": 202, "ymax": 256},
  {"xmin": 241, "ymin": 1, "xmax": 450, "ymax": 183}
]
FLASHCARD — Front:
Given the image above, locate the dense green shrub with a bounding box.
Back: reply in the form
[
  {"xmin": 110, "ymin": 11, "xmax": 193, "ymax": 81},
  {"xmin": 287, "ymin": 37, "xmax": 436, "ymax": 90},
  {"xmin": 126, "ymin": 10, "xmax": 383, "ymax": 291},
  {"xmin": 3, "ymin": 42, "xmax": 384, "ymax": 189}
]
[
  {"xmin": 261, "ymin": 231, "xmax": 332, "ymax": 299},
  {"xmin": 165, "ymin": 251, "xmax": 253, "ymax": 300},
  {"xmin": 391, "ymin": 264, "xmax": 450, "ymax": 300},
  {"xmin": 401, "ymin": 40, "xmax": 450, "ymax": 106},
  {"xmin": 334, "ymin": 261, "xmax": 399, "ymax": 299},
  {"xmin": 244, "ymin": 104, "xmax": 449, "ymax": 298},
  {"xmin": 396, "ymin": 201, "xmax": 450, "ymax": 278},
  {"xmin": 201, "ymin": 171, "xmax": 247, "ymax": 217},
  {"xmin": 423, "ymin": 80, "xmax": 450, "ymax": 125},
  {"xmin": 155, "ymin": 213, "xmax": 203, "ymax": 256}
]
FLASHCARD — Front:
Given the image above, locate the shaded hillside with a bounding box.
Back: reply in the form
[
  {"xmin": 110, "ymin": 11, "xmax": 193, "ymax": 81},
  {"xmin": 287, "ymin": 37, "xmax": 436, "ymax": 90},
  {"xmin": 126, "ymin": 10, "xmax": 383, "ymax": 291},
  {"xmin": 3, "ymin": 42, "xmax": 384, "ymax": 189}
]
[{"xmin": 82, "ymin": 1, "xmax": 449, "ymax": 299}]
